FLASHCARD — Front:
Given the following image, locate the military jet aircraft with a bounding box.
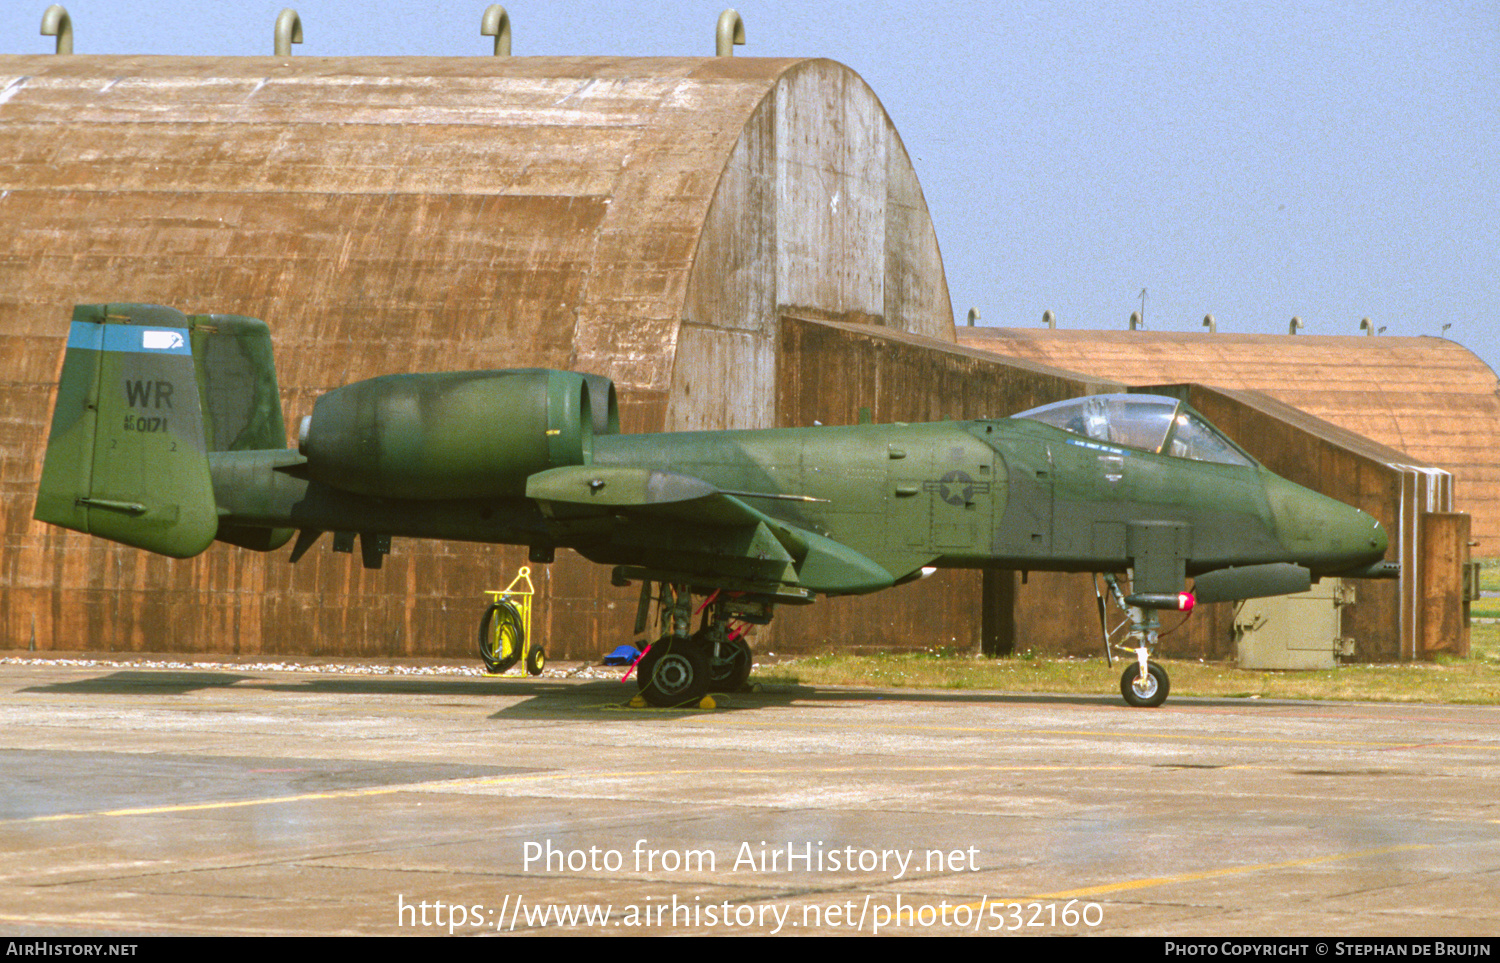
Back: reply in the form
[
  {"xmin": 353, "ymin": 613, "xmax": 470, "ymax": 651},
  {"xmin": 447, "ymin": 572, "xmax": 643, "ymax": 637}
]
[{"xmin": 35, "ymin": 304, "xmax": 1395, "ymax": 708}]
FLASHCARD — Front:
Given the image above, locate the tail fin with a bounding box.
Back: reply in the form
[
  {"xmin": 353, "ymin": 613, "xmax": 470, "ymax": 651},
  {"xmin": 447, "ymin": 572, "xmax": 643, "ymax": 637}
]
[
  {"xmin": 186, "ymin": 312, "xmax": 295, "ymax": 552},
  {"xmin": 35, "ymin": 304, "xmax": 219, "ymax": 558},
  {"xmin": 186, "ymin": 313, "xmax": 287, "ymax": 453}
]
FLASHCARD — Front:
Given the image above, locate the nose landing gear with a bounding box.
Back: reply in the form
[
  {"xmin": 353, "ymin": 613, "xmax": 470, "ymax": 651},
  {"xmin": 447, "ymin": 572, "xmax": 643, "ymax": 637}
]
[
  {"xmin": 1120, "ymin": 659, "xmax": 1170, "ymax": 708},
  {"xmin": 1096, "ymin": 573, "xmax": 1172, "ymax": 708}
]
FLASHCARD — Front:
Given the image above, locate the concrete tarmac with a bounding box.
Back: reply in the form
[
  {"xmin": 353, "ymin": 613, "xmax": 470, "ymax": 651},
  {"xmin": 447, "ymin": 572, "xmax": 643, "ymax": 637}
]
[{"xmin": 1, "ymin": 656, "xmax": 1498, "ymax": 937}]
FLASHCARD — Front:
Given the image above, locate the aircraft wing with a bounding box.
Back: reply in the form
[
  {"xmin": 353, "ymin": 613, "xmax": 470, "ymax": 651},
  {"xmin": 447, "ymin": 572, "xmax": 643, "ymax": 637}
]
[{"xmin": 525, "ymin": 465, "xmax": 895, "ymax": 595}]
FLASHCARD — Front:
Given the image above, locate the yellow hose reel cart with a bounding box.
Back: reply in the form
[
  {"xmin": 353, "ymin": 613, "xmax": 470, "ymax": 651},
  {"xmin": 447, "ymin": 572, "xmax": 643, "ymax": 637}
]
[{"xmin": 479, "ymin": 566, "xmax": 545, "ymax": 675}]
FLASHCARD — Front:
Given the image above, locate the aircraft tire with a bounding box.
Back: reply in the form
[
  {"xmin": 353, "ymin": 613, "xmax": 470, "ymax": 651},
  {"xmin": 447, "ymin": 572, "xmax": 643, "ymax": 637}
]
[
  {"xmin": 706, "ymin": 636, "xmax": 752, "ymax": 692},
  {"xmin": 637, "ymin": 638, "xmax": 710, "ymax": 707},
  {"xmin": 479, "ymin": 600, "xmax": 524, "ymax": 674},
  {"xmin": 1120, "ymin": 662, "xmax": 1169, "ymax": 708}
]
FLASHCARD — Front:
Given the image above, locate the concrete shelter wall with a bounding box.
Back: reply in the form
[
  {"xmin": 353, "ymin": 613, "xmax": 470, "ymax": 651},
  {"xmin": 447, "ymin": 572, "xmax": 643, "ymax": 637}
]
[{"xmin": 670, "ymin": 60, "xmax": 951, "ymax": 431}]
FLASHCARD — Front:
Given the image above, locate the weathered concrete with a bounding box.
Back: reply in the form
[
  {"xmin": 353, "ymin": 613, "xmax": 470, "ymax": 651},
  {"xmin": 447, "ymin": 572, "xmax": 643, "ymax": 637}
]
[{"xmin": 2, "ymin": 657, "xmax": 1498, "ymax": 936}]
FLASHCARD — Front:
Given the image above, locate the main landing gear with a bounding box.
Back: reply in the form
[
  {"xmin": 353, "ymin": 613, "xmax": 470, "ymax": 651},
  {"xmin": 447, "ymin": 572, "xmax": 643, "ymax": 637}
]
[
  {"xmin": 1095, "ymin": 573, "xmax": 1172, "ymax": 708},
  {"xmin": 634, "ymin": 583, "xmax": 761, "ymax": 708}
]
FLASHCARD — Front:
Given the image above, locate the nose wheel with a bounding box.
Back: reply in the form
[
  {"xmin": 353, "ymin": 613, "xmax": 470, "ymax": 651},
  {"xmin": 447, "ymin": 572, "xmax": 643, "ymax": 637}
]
[{"xmin": 1120, "ymin": 660, "xmax": 1169, "ymax": 708}]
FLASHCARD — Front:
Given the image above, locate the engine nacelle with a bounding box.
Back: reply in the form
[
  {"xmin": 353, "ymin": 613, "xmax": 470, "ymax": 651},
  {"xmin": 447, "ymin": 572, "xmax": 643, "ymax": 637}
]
[{"xmin": 299, "ymin": 369, "xmax": 609, "ymax": 500}]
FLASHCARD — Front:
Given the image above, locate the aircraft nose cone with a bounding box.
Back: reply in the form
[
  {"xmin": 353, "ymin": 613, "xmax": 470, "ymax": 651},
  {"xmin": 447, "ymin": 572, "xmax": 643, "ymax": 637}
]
[
  {"xmin": 1267, "ymin": 476, "xmax": 1387, "ymax": 571},
  {"xmin": 1368, "ymin": 513, "xmax": 1390, "ymax": 557}
]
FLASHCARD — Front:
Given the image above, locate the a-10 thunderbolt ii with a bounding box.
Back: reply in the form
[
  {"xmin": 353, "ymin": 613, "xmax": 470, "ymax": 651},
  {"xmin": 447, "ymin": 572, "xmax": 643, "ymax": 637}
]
[{"xmin": 35, "ymin": 304, "xmax": 1395, "ymax": 708}]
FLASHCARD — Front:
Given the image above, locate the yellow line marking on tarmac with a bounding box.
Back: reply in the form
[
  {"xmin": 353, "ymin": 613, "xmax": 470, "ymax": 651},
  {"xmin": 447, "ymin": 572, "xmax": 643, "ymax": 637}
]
[
  {"xmin": 1026, "ymin": 844, "xmax": 1431, "ymax": 899},
  {"xmin": 919, "ymin": 844, "xmax": 1432, "ymax": 916},
  {"xmin": 860, "ymin": 845, "xmax": 1437, "ymax": 924},
  {"xmin": 11, "ymin": 764, "xmax": 1150, "ymax": 824},
  {"xmin": 18, "ymin": 773, "xmax": 559, "ymax": 823}
]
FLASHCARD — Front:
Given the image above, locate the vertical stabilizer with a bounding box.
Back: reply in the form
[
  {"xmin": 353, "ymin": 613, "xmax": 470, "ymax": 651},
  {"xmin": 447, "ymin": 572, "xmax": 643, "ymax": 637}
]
[
  {"xmin": 187, "ymin": 313, "xmax": 287, "ymax": 452},
  {"xmin": 34, "ymin": 304, "xmax": 219, "ymax": 558}
]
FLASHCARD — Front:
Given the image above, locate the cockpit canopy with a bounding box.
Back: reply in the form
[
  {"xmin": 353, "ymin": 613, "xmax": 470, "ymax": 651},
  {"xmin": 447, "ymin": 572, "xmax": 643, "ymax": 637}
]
[{"xmin": 1011, "ymin": 394, "xmax": 1255, "ymax": 468}]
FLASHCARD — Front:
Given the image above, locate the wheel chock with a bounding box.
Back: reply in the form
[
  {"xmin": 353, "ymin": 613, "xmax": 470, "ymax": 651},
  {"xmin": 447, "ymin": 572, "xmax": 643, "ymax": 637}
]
[{"xmin": 624, "ymin": 693, "xmax": 718, "ymax": 710}]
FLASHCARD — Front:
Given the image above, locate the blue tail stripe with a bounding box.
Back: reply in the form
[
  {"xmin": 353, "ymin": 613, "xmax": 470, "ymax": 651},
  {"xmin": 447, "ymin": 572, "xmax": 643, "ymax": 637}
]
[{"xmin": 68, "ymin": 321, "xmax": 192, "ymax": 356}]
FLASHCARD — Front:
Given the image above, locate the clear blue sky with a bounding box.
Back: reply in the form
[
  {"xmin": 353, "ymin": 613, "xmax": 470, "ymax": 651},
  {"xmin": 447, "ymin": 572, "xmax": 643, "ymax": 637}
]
[{"xmin": 5, "ymin": 1, "xmax": 1497, "ymax": 374}]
